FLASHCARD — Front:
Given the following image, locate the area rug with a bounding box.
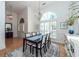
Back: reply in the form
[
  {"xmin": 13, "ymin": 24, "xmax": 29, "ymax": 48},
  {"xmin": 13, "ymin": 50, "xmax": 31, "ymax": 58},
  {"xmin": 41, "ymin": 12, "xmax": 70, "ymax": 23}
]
[{"xmin": 5, "ymin": 43, "xmax": 59, "ymax": 57}]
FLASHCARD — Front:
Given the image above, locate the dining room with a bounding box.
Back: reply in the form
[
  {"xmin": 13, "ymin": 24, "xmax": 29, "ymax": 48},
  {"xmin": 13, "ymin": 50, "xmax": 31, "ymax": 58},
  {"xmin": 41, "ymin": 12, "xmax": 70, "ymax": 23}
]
[
  {"xmin": 0, "ymin": 1, "xmax": 79, "ymax": 57},
  {"xmin": 3, "ymin": 1, "xmax": 68, "ymax": 57}
]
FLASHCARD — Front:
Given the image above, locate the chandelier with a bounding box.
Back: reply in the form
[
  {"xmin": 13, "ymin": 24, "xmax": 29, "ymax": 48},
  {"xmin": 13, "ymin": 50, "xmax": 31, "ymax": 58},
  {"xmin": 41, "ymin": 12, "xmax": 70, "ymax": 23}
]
[{"xmin": 38, "ymin": 1, "xmax": 41, "ymax": 20}]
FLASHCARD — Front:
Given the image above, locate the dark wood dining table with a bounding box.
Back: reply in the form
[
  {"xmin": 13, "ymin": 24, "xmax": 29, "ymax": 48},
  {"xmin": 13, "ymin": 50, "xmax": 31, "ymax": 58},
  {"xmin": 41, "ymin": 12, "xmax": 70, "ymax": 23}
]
[{"xmin": 23, "ymin": 35, "xmax": 43, "ymax": 57}]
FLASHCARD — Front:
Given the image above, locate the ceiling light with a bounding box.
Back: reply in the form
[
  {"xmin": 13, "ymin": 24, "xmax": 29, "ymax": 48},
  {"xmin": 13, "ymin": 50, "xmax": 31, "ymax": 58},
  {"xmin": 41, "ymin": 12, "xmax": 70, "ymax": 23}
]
[
  {"xmin": 7, "ymin": 6, "xmax": 13, "ymax": 20},
  {"xmin": 7, "ymin": 15, "xmax": 13, "ymax": 20}
]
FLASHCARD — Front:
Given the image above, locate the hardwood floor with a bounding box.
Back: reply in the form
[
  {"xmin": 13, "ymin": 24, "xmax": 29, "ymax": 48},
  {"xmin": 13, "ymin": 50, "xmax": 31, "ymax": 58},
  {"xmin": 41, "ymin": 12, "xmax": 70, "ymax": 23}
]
[
  {"xmin": 0, "ymin": 38, "xmax": 67, "ymax": 57},
  {"xmin": 52, "ymin": 41, "xmax": 67, "ymax": 57},
  {"xmin": 0, "ymin": 38, "xmax": 23, "ymax": 57},
  {"xmin": 59, "ymin": 44, "xmax": 67, "ymax": 57}
]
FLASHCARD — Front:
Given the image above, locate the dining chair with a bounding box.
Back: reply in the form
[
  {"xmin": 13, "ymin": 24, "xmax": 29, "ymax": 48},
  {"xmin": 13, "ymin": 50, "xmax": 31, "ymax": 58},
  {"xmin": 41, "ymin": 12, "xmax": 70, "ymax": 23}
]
[
  {"xmin": 36, "ymin": 32, "xmax": 41, "ymax": 35},
  {"xmin": 31, "ymin": 34, "xmax": 47, "ymax": 57},
  {"xmin": 32, "ymin": 32, "xmax": 37, "ymax": 36},
  {"xmin": 36, "ymin": 32, "xmax": 40, "ymax": 35},
  {"xmin": 46, "ymin": 33, "xmax": 51, "ymax": 49},
  {"xmin": 43, "ymin": 34, "xmax": 48, "ymax": 53},
  {"xmin": 25, "ymin": 33, "xmax": 33, "ymax": 53}
]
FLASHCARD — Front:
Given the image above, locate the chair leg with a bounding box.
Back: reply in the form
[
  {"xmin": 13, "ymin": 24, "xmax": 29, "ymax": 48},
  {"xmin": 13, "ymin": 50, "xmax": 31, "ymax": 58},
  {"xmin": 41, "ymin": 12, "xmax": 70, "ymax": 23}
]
[
  {"xmin": 26, "ymin": 43, "xmax": 27, "ymax": 49},
  {"xmin": 47, "ymin": 40, "xmax": 51, "ymax": 49},
  {"xmin": 46, "ymin": 45, "xmax": 47, "ymax": 52},
  {"xmin": 40, "ymin": 48, "xmax": 42, "ymax": 57},
  {"xmin": 32, "ymin": 46, "xmax": 34, "ymax": 54},
  {"xmin": 45, "ymin": 44, "xmax": 47, "ymax": 52},
  {"xmin": 47, "ymin": 42, "xmax": 50, "ymax": 49},
  {"xmin": 23, "ymin": 39, "xmax": 25, "ymax": 52},
  {"xmin": 44, "ymin": 45, "xmax": 46, "ymax": 53},
  {"xmin": 30, "ymin": 45, "xmax": 32, "ymax": 53},
  {"xmin": 49, "ymin": 40, "xmax": 51, "ymax": 48}
]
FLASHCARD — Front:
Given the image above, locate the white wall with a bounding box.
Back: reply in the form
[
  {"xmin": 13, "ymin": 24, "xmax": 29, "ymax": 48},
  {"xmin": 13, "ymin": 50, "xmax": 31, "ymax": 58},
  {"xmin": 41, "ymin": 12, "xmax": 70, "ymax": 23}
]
[
  {"xmin": 5, "ymin": 10, "xmax": 18, "ymax": 38},
  {"xmin": 0, "ymin": 1, "xmax": 5, "ymax": 50},
  {"xmin": 41, "ymin": 1, "xmax": 70, "ymax": 42}
]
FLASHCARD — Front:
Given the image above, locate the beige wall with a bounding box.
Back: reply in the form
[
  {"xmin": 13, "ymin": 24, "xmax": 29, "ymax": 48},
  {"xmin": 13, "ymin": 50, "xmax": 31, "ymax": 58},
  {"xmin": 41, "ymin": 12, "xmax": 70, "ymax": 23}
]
[
  {"xmin": 17, "ymin": 7, "xmax": 28, "ymax": 38},
  {"xmin": 17, "ymin": 8, "xmax": 28, "ymax": 33},
  {"xmin": 27, "ymin": 7, "xmax": 39, "ymax": 32},
  {"xmin": 17, "ymin": 7, "xmax": 39, "ymax": 33}
]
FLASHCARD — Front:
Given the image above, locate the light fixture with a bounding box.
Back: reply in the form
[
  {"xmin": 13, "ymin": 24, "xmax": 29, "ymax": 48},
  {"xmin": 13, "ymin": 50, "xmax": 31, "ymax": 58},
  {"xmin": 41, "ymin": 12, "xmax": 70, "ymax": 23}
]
[
  {"xmin": 38, "ymin": 1, "xmax": 41, "ymax": 20},
  {"xmin": 38, "ymin": 2, "xmax": 46, "ymax": 20},
  {"xmin": 7, "ymin": 6, "xmax": 13, "ymax": 20}
]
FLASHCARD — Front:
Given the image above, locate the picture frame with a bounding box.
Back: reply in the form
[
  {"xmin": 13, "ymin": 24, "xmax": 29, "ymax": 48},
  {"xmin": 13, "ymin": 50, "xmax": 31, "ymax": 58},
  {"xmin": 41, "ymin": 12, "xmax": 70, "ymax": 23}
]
[
  {"xmin": 5, "ymin": 23, "xmax": 12, "ymax": 31},
  {"xmin": 60, "ymin": 22, "xmax": 67, "ymax": 29}
]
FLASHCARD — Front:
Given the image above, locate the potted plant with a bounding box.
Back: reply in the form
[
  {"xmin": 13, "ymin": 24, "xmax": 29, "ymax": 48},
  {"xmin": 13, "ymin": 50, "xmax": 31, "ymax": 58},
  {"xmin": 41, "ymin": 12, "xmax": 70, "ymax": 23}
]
[{"xmin": 67, "ymin": 16, "xmax": 78, "ymax": 34}]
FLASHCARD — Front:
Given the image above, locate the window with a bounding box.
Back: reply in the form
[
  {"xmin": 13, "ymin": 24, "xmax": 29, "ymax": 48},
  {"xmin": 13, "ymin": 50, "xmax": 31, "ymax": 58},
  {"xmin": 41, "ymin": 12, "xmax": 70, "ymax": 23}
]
[{"xmin": 40, "ymin": 12, "xmax": 57, "ymax": 39}]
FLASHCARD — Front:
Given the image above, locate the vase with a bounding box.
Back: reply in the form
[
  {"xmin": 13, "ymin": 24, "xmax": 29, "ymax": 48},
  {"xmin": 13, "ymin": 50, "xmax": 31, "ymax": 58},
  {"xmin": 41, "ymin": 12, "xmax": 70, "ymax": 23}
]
[
  {"xmin": 69, "ymin": 30, "xmax": 74, "ymax": 34},
  {"xmin": 68, "ymin": 26, "xmax": 74, "ymax": 34}
]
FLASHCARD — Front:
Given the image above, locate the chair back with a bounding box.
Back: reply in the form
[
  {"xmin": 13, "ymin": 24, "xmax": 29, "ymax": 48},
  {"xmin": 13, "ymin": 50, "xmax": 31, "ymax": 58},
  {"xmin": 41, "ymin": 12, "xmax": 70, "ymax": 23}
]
[
  {"xmin": 47, "ymin": 34, "xmax": 49, "ymax": 40},
  {"xmin": 37, "ymin": 32, "xmax": 40, "ymax": 35},
  {"xmin": 36, "ymin": 32, "xmax": 41, "ymax": 35},
  {"xmin": 48, "ymin": 33, "xmax": 50, "ymax": 39},
  {"xmin": 42, "ymin": 34, "xmax": 47, "ymax": 44},
  {"xmin": 32, "ymin": 32, "xmax": 36, "ymax": 36},
  {"xmin": 25, "ymin": 33, "xmax": 32, "ymax": 38}
]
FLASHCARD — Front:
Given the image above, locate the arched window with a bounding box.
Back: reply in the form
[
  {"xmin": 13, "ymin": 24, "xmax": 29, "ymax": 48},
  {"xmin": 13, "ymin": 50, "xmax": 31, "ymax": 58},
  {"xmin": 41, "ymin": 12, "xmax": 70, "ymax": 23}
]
[
  {"xmin": 40, "ymin": 12, "xmax": 57, "ymax": 39},
  {"xmin": 40, "ymin": 12, "xmax": 57, "ymax": 21}
]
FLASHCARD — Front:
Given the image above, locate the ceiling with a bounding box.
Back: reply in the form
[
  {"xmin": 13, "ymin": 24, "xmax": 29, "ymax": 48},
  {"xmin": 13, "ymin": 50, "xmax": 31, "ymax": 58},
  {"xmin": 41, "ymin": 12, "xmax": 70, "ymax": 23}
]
[
  {"xmin": 5, "ymin": 1, "xmax": 70, "ymax": 13},
  {"xmin": 5, "ymin": 1, "xmax": 51, "ymax": 13}
]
